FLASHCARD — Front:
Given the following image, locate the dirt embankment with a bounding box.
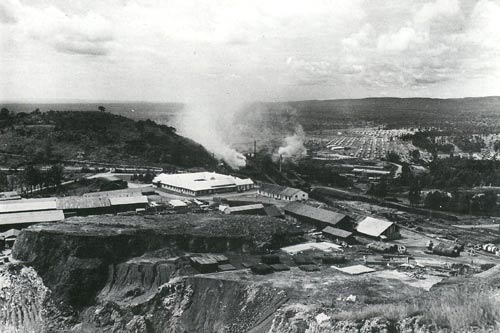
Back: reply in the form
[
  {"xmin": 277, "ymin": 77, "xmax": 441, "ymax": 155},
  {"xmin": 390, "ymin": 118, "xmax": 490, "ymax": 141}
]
[{"xmin": 11, "ymin": 214, "xmax": 303, "ymax": 312}]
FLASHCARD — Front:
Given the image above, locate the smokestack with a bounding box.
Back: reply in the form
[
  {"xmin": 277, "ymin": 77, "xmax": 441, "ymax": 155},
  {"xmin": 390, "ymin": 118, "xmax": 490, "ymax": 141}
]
[
  {"xmin": 279, "ymin": 154, "xmax": 283, "ymax": 172},
  {"xmin": 254, "ymin": 140, "xmax": 257, "ymax": 157}
]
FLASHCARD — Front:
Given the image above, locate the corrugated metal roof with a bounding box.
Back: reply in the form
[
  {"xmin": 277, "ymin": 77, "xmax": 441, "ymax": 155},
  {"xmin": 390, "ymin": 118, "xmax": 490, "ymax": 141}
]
[
  {"xmin": 57, "ymin": 196, "xmax": 111, "ymax": 210},
  {"xmin": 322, "ymin": 226, "xmax": 352, "ymax": 238},
  {"xmin": 225, "ymin": 204, "xmax": 264, "ymax": 213},
  {"xmin": 258, "ymin": 183, "xmax": 303, "ymax": 197},
  {"xmin": 0, "ymin": 199, "xmax": 57, "ymax": 214},
  {"xmin": 0, "ymin": 210, "xmax": 64, "ymax": 225},
  {"xmin": 284, "ymin": 202, "xmax": 346, "ymax": 225},
  {"xmin": 109, "ymin": 196, "xmax": 148, "ymax": 206},
  {"xmin": 355, "ymin": 217, "xmax": 394, "ymax": 237}
]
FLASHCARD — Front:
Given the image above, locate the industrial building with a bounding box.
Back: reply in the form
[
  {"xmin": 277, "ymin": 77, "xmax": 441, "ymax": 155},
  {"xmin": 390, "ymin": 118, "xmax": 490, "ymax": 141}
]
[
  {"xmin": 257, "ymin": 183, "xmax": 308, "ymax": 201},
  {"xmin": 322, "ymin": 226, "xmax": 354, "ymax": 244},
  {"xmin": 355, "ymin": 217, "xmax": 399, "ymax": 240},
  {"xmin": 223, "ymin": 204, "xmax": 266, "ymax": 215},
  {"xmin": 283, "ymin": 202, "xmax": 351, "ymax": 229},
  {"xmin": 152, "ymin": 172, "xmax": 254, "ymax": 196}
]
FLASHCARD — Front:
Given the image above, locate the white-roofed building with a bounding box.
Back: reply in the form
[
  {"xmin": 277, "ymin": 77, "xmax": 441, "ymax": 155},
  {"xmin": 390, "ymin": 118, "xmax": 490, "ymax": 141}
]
[
  {"xmin": 355, "ymin": 217, "xmax": 399, "ymax": 240},
  {"xmin": 152, "ymin": 172, "xmax": 254, "ymax": 196}
]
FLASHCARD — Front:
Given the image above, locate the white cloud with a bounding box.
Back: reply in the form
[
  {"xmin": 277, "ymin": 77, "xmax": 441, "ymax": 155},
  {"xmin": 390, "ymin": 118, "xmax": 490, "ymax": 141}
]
[{"xmin": 0, "ymin": 0, "xmax": 499, "ymax": 101}]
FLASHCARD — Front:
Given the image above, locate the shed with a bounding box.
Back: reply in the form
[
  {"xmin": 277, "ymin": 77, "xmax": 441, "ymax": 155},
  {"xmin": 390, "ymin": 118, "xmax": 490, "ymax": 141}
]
[
  {"xmin": 356, "ymin": 217, "xmax": 399, "ymax": 240},
  {"xmin": 56, "ymin": 196, "xmax": 111, "ymax": 216},
  {"xmin": 109, "ymin": 196, "xmax": 148, "ymax": 212},
  {"xmin": 258, "ymin": 183, "xmax": 308, "ymax": 201},
  {"xmin": 0, "ymin": 199, "xmax": 57, "ymax": 214},
  {"xmin": 283, "ymin": 202, "xmax": 350, "ymax": 229},
  {"xmin": 224, "ymin": 204, "xmax": 266, "ymax": 215},
  {"xmin": 0, "ymin": 210, "xmax": 65, "ymax": 228},
  {"xmin": 190, "ymin": 256, "xmax": 218, "ymax": 273},
  {"xmin": 322, "ymin": 226, "xmax": 354, "ymax": 244}
]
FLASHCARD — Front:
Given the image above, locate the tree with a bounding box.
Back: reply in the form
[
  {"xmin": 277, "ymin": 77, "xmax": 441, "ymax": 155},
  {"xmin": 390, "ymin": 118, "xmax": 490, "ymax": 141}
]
[
  {"xmin": 386, "ymin": 151, "xmax": 401, "ymax": 163},
  {"xmin": 424, "ymin": 191, "xmax": 450, "ymax": 210},
  {"xmin": 23, "ymin": 164, "xmax": 42, "ymax": 193},
  {"xmin": 98, "ymin": 105, "xmax": 106, "ymax": 112},
  {"xmin": 0, "ymin": 107, "xmax": 10, "ymax": 119},
  {"xmin": 367, "ymin": 179, "xmax": 388, "ymax": 198},
  {"xmin": 47, "ymin": 164, "xmax": 63, "ymax": 188},
  {"xmin": 410, "ymin": 149, "xmax": 421, "ymax": 162},
  {"xmin": 408, "ymin": 185, "xmax": 421, "ymax": 206}
]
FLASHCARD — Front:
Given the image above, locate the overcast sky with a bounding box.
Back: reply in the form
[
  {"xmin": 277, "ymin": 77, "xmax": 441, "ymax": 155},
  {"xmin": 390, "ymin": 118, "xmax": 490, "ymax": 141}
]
[{"xmin": 1, "ymin": 0, "xmax": 499, "ymax": 102}]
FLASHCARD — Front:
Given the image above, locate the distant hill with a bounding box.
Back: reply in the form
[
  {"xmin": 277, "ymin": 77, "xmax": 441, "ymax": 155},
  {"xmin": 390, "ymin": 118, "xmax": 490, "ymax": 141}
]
[
  {"xmin": 0, "ymin": 109, "xmax": 216, "ymax": 168},
  {"xmin": 254, "ymin": 96, "xmax": 500, "ymax": 132}
]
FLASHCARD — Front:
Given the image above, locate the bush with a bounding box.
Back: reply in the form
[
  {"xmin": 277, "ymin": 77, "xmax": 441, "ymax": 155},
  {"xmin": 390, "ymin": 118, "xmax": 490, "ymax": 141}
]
[{"xmin": 333, "ymin": 284, "xmax": 500, "ymax": 332}]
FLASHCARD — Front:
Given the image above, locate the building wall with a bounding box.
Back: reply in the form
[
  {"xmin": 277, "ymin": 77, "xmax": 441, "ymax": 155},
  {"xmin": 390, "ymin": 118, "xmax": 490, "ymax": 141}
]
[{"xmin": 258, "ymin": 189, "xmax": 308, "ymax": 201}]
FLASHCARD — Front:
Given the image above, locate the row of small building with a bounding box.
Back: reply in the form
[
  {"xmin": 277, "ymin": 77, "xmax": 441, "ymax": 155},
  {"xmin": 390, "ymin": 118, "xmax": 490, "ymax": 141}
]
[
  {"xmin": 0, "ymin": 190, "xmax": 151, "ymax": 231},
  {"xmin": 220, "ymin": 199, "xmax": 399, "ymax": 243}
]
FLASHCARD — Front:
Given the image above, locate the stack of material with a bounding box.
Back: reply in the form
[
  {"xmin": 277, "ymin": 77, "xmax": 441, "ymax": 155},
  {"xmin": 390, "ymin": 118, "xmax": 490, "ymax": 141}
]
[
  {"xmin": 250, "ymin": 263, "xmax": 274, "ymax": 275},
  {"xmin": 218, "ymin": 264, "xmax": 236, "ymax": 272},
  {"xmin": 332, "ymin": 264, "xmax": 375, "ymax": 275},
  {"xmin": 261, "ymin": 254, "xmax": 280, "ymax": 265},
  {"xmin": 367, "ymin": 242, "xmax": 397, "ymax": 253},
  {"xmin": 298, "ymin": 264, "xmax": 320, "ymax": 272},
  {"xmin": 293, "ymin": 255, "xmax": 314, "ymax": 265},
  {"xmin": 321, "ymin": 254, "xmax": 346, "ymax": 264},
  {"xmin": 432, "ymin": 243, "xmax": 460, "ymax": 257},
  {"xmin": 271, "ymin": 264, "xmax": 290, "ymax": 271}
]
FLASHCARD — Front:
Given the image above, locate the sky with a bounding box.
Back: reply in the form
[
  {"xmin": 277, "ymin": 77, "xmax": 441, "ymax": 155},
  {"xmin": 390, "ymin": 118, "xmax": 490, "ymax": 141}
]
[{"xmin": 1, "ymin": 0, "xmax": 500, "ymax": 102}]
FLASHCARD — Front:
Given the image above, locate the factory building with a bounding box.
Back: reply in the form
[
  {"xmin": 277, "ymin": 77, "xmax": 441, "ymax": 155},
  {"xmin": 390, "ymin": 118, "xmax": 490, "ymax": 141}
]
[
  {"xmin": 355, "ymin": 217, "xmax": 399, "ymax": 240},
  {"xmin": 257, "ymin": 183, "xmax": 308, "ymax": 201},
  {"xmin": 283, "ymin": 202, "xmax": 351, "ymax": 230},
  {"xmin": 152, "ymin": 172, "xmax": 254, "ymax": 196}
]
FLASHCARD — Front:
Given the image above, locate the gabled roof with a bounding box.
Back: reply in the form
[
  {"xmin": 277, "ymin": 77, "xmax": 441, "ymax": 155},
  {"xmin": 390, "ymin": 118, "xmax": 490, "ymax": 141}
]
[
  {"xmin": 57, "ymin": 196, "xmax": 111, "ymax": 210},
  {"xmin": 0, "ymin": 199, "xmax": 57, "ymax": 214},
  {"xmin": 283, "ymin": 202, "xmax": 346, "ymax": 226},
  {"xmin": 322, "ymin": 226, "xmax": 353, "ymax": 239},
  {"xmin": 258, "ymin": 183, "xmax": 304, "ymax": 197},
  {"xmin": 355, "ymin": 217, "xmax": 394, "ymax": 237},
  {"xmin": 0, "ymin": 210, "xmax": 65, "ymax": 225}
]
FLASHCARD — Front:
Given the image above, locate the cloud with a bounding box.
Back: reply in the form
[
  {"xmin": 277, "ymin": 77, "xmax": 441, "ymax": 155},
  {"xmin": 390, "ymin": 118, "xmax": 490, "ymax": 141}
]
[
  {"xmin": 0, "ymin": 0, "xmax": 20, "ymax": 24},
  {"xmin": 338, "ymin": 0, "xmax": 500, "ymax": 92},
  {"xmin": 1, "ymin": 1, "xmax": 114, "ymax": 56}
]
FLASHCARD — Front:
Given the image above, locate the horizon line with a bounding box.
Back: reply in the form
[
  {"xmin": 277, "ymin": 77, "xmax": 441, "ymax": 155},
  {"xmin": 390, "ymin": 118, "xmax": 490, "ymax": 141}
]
[{"xmin": 1, "ymin": 95, "xmax": 500, "ymax": 105}]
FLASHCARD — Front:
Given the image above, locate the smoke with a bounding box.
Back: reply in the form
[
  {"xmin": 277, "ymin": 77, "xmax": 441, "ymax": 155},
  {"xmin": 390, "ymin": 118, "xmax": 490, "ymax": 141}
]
[
  {"xmin": 174, "ymin": 101, "xmax": 247, "ymax": 169},
  {"xmin": 275, "ymin": 125, "xmax": 307, "ymax": 162}
]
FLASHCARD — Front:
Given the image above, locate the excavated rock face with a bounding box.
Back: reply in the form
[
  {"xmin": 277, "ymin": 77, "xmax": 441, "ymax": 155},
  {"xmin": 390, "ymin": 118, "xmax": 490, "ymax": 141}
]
[
  {"xmin": 0, "ymin": 265, "xmax": 71, "ymax": 332},
  {"xmin": 12, "ymin": 214, "xmax": 303, "ymax": 311},
  {"xmin": 79, "ymin": 276, "xmax": 288, "ymax": 333}
]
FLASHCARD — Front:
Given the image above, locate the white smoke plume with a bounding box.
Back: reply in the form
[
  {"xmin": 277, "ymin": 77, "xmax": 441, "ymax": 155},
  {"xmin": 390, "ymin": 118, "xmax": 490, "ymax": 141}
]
[
  {"xmin": 174, "ymin": 101, "xmax": 247, "ymax": 169},
  {"xmin": 275, "ymin": 125, "xmax": 307, "ymax": 162}
]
